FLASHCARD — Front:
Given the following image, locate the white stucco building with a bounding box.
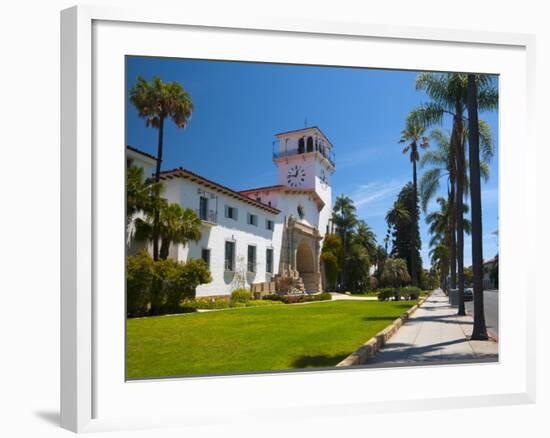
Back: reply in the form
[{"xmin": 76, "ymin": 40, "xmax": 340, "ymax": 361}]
[{"xmin": 128, "ymin": 126, "xmax": 335, "ymax": 297}]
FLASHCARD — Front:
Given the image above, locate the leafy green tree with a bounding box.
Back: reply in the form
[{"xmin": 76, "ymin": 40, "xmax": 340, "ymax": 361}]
[
  {"xmin": 126, "ymin": 166, "xmax": 165, "ymax": 243},
  {"xmin": 346, "ymin": 242, "xmax": 371, "ymax": 293},
  {"xmin": 321, "ymin": 234, "xmax": 343, "ymax": 291},
  {"xmin": 381, "ymin": 258, "xmax": 411, "ymax": 288},
  {"xmin": 130, "ymin": 76, "xmax": 194, "ymax": 260},
  {"xmin": 355, "ymin": 220, "xmax": 377, "ymax": 259},
  {"xmin": 135, "ymin": 203, "xmax": 202, "ymax": 260},
  {"xmin": 399, "ymin": 111, "xmax": 429, "ymax": 286},
  {"xmin": 374, "ymin": 245, "xmax": 388, "ymax": 281},
  {"xmin": 386, "ymin": 183, "xmax": 422, "ymax": 285},
  {"xmin": 331, "ymin": 195, "xmax": 358, "ymax": 290}
]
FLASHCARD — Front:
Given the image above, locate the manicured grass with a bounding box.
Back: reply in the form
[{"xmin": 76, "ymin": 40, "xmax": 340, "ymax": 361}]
[{"xmin": 126, "ymin": 300, "xmax": 418, "ymax": 379}]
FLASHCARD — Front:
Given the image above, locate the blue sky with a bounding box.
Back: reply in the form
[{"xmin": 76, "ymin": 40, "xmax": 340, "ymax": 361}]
[{"xmin": 126, "ymin": 56, "xmax": 499, "ymax": 268}]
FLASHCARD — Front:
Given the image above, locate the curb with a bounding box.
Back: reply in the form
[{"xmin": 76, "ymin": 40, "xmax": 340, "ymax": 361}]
[{"xmin": 336, "ymin": 294, "xmax": 430, "ymax": 367}]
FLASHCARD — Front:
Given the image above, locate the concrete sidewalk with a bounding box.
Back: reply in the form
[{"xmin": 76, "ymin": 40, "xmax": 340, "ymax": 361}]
[{"xmin": 365, "ymin": 289, "xmax": 498, "ymax": 367}]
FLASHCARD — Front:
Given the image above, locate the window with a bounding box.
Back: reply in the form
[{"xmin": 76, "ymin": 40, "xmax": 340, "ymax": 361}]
[
  {"xmin": 298, "ymin": 137, "xmax": 305, "ymax": 154},
  {"xmin": 224, "ymin": 241, "xmax": 235, "ymax": 271},
  {"xmin": 201, "ymin": 248, "xmax": 211, "ymax": 268},
  {"xmin": 256, "ymin": 197, "xmax": 262, "ymax": 203},
  {"xmin": 247, "ymin": 245, "xmax": 256, "ymax": 273},
  {"xmin": 306, "ymin": 136, "xmax": 313, "ymax": 152},
  {"xmin": 297, "ymin": 204, "xmax": 305, "ymax": 219},
  {"xmin": 247, "ymin": 213, "xmax": 258, "ymax": 226},
  {"xmin": 225, "ymin": 205, "xmax": 238, "ymax": 220},
  {"xmin": 199, "ymin": 196, "xmax": 208, "ymax": 221},
  {"xmin": 266, "ymin": 219, "xmax": 274, "ymax": 231},
  {"xmin": 266, "ymin": 248, "xmax": 273, "ymax": 274}
]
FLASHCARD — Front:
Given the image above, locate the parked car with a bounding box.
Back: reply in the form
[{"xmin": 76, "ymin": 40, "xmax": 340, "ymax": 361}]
[{"xmin": 464, "ymin": 288, "xmax": 473, "ymax": 301}]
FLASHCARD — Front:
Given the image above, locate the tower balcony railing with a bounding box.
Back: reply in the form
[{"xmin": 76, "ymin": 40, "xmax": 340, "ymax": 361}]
[{"xmin": 272, "ymin": 147, "xmax": 336, "ymax": 167}]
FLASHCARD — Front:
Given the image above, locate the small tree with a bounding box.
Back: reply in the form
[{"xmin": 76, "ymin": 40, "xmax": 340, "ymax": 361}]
[
  {"xmin": 381, "ymin": 258, "xmax": 411, "ymax": 288},
  {"xmin": 321, "ymin": 234, "xmax": 343, "ymax": 291}
]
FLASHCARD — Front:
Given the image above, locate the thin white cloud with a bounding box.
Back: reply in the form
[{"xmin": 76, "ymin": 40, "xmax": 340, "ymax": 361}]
[{"xmin": 347, "ymin": 179, "xmax": 408, "ymax": 218}]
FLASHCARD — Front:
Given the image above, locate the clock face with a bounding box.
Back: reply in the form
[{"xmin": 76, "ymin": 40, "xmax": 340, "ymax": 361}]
[{"xmin": 287, "ymin": 165, "xmax": 306, "ymax": 187}]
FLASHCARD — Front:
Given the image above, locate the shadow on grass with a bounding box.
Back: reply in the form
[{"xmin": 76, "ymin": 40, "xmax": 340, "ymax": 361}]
[{"xmin": 291, "ymin": 353, "xmax": 349, "ymax": 368}]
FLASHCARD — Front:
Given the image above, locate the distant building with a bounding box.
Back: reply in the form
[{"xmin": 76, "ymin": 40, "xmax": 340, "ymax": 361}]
[
  {"xmin": 483, "ymin": 256, "xmax": 498, "ymax": 290},
  {"xmin": 127, "ymin": 126, "xmax": 335, "ymax": 296}
]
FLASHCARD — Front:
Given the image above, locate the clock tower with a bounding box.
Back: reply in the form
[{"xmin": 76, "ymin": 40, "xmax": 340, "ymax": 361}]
[
  {"xmin": 274, "ymin": 126, "xmax": 333, "ymax": 197},
  {"xmin": 273, "ymin": 126, "xmax": 334, "ymax": 236}
]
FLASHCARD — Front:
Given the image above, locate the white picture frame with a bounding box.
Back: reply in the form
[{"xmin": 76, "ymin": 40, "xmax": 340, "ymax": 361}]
[{"xmin": 60, "ymin": 5, "xmax": 537, "ymax": 433}]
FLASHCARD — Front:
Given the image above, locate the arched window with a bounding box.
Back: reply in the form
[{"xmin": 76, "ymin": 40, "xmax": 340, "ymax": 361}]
[
  {"xmin": 306, "ymin": 136, "xmax": 313, "ymax": 152},
  {"xmin": 298, "ymin": 138, "xmax": 305, "ymax": 154}
]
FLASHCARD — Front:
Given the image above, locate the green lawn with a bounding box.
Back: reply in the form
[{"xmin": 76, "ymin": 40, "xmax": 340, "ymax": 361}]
[{"xmin": 127, "ymin": 300, "xmax": 417, "ymax": 379}]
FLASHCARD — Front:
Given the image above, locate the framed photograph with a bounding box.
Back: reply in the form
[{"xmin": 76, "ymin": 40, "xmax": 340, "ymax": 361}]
[{"xmin": 61, "ymin": 5, "xmax": 536, "ymax": 433}]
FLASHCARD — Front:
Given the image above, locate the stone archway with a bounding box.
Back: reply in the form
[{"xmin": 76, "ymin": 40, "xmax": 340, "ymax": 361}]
[
  {"xmin": 296, "ymin": 240, "xmax": 314, "ymax": 275},
  {"xmin": 296, "ymin": 239, "xmax": 321, "ymax": 292}
]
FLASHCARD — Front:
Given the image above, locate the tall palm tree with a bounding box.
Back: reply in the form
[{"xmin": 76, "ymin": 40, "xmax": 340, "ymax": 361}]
[
  {"xmin": 135, "ymin": 203, "xmax": 202, "ymax": 260},
  {"xmin": 331, "ymin": 195, "xmax": 358, "ymax": 290},
  {"xmin": 426, "ymin": 197, "xmax": 471, "ymax": 292},
  {"xmin": 414, "ymin": 73, "xmax": 497, "ymax": 315},
  {"xmin": 467, "ymin": 74, "xmax": 489, "ymax": 340},
  {"xmin": 355, "ymin": 220, "xmax": 377, "ymax": 259},
  {"xmin": 399, "ymin": 112, "xmax": 429, "ymax": 286},
  {"xmin": 130, "ymin": 76, "xmax": 194, "ymax": 260}
]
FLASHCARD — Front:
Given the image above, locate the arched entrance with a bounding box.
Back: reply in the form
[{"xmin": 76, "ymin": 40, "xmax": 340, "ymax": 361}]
[
  {"xmin": 296, "ymin": 239, "xmax": 320, "ymax": 292},
  {"xmin": 296, "ymin": 240, "xmax": 314, "ymax": 275}
]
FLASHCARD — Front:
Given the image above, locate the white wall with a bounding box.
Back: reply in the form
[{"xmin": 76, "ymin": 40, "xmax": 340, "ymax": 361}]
[
  {"xmin": 1, "ymin": 2, "xmax": 548, "ymax": 438},
  {"xmin": 163, "ymin": 177, "xmax": 283, "ymax": 296}
]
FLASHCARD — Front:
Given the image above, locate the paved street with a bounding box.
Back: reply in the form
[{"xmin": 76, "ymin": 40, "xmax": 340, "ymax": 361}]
[
  {"xmin": 465, "ymin": 290, "xmax": 499, "ymax": 338},
  {"xmin": 364, "ymin": 289, "xmax": 498, "ymax": 367}
]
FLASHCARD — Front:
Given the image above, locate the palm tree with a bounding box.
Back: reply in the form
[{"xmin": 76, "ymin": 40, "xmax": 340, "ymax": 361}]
[
  {"xmin": 130, "ymin": 76, "xmax": 194, "ymax": 260},
  {"xmin": 467, "ymin": 74, "xmax": 489, "ymax": 340},
  {"xmin": 135, "ymin": 203, "xmax": 202, "ymax": 260},
  {"xmin": 399, "ymin": 112, "xmax": 429, "ymax": 286},
  {"xmin": 420, "ymin": 128, "xmax": 492, "ymax": 210},
  {"xmin": 355, "ymin": 220, "xmax": 377, "ymax": 259},
  {"xmin": 414, "ymin": 73, "xmax": 497, "ymax": 315},
  {"xmin": 331, "ymin": 195, "xmax": 358, "ymax": 290},
  {"xmin": 426, "ymin": 197, "xmax": 471, "ymax": 292},
  {"xmin": 380, "ymin": 258, "xmax": 411, "ymax": 288}
]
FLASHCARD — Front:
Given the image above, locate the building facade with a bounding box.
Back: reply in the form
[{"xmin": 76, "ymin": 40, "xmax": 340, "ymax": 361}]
[{"xmin": 128, "ymin": 126, "xmax": 335, "ymax": 297}]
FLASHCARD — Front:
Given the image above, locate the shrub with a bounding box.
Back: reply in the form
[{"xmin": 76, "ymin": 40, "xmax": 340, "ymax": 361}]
[
  {"xmin": 262, "ymin": 293, "xmax": 332, "ymax": 304},
  {"xmin": 377, "ymin": 287, "xmax": 401, "ymax": 301},
  {"xmin": 126, "ymin": 251, "xmax": 212, "ymax": 316},
  {"xmin": 401, "ymin": 286, "xmax": 421, "ymax": 300},
  {"xmin": 126, "ymin": 250, "xmax": 155, "ymax": 317},
  {"xmin": 157, "ymin": 257, "xmax": 212, "ymax": 313},
  {"xmin": 380, "ymin": 258, "xmax": 411, "ymax": 288},
  {"xmin": 231, "ymin": 288, "xmax": 252, "ymax": 303},
  {"xmin": 184, "ymin": 297, "xmax": 230, "ymax": 310}
]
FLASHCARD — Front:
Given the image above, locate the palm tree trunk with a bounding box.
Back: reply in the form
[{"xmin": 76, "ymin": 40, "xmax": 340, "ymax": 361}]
[
  {"xmin": 467, "ymin": 74, "xmax": 489, "ymax": 340},
  {"xmin": 159, "ymin": 237, "xmax": 170, "ymax": 260},
  {"xmin": 152, "ymin": 115, "xmax": 165, "ymax": 261},
  {"xmin": 411, "ymin": 155, "xmax": 419, "ymax": 287},
  {"xmin": 454, "ymin": 108, "xmax": 466, "ymax": 316},
  {"xmin": 449, "ymin": 177, "xmax": 457, "ymax": 290}
]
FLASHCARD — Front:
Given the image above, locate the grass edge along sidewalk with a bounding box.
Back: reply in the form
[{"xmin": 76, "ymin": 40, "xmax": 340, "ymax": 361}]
[
  {"xmin": 336, "ymin": 294, "xmax": 430, "ymax": 367},
  {"xmin": 126, "ymin": 299, "xmax": 421, "ymax": 379}
]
